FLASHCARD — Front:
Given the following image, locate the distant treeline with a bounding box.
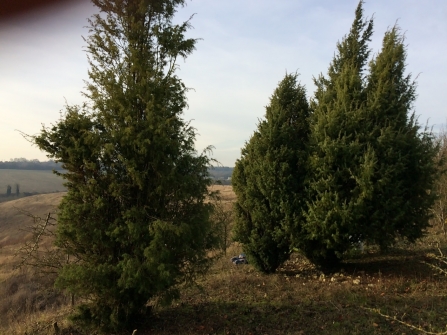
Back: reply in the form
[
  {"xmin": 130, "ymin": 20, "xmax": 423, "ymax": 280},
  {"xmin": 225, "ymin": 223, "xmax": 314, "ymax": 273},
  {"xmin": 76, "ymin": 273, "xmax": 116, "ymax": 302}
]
[
  {"xmin": 208, "ymin": 166, "xmax": 233, "ymax": 181},
  {"xmin": 0, "ymin": 158, "xmax": 63, "ymax": 170},
  {"xmin": 1, "ymin": 159, "xmax": 233, "ymax": 180}
]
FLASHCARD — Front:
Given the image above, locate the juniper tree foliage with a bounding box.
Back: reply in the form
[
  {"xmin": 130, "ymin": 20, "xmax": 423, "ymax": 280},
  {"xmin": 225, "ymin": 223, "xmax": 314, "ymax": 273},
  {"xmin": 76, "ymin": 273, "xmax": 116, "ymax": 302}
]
[
  {"xmin": 304, "ymin": 1, "xmax": 374, "ymax": 266},
  {"xmin": 33, "ymin": 0, "xmax": 215, "ymax": 331},
  {"xmin": 304, "ymin": 1, "xmax": 438, "ymax": 267},
  {"xmin": 233, "ymin": 73, "xmax": 310, "ymax": 273},
  {"xmin": 363, "ymin": 26, "xmax": 438, "ymax": 248}
]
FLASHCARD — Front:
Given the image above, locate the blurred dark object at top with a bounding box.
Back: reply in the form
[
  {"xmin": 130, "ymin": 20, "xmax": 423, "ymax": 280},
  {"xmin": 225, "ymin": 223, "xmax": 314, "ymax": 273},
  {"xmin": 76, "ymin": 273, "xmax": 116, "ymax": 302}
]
[{"xmin": 0, "ymin": 0, "xmax": 77, "ymax": 20}]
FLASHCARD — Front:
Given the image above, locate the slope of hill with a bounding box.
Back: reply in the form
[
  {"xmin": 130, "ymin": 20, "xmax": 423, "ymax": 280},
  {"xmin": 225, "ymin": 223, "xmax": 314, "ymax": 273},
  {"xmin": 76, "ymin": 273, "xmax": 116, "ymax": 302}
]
[
  {"xmin": 0, "ymin": 186, "xmax": 233, "ymax": 249},
  {"xmin": 0, "ymin": 192, "xmax": 65, "ymax": 249},
  {"xmin": 0, "ymin": 193, "xmax": 67, "ymax": 333}
]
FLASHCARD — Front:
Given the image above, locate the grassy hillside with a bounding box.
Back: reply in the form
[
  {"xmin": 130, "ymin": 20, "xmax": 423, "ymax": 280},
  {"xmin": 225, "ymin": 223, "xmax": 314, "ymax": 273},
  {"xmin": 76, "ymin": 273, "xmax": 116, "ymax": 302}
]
[
  {"xmin": 0, "ymin": 192, "xmax": 64, "ymax": 249},
  {"xmin": 1, "ymin": 188, "xmax": 447, "ymax": 335},
  {"xmin": 0, "ymin": 193, "xmax": 66, "ymax": 333},
  {"xmin": 0, "ymin": 169, "xmax": 66, "ymax": 197},
  {"xmin": 0, "ymin": 192, "xmax": 65, "ymax": 287}
]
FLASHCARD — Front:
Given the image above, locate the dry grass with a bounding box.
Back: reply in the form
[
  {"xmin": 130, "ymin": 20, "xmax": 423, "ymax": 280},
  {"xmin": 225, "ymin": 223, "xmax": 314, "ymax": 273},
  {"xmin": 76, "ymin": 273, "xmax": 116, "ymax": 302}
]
[
  {"xmin": 141, "ymin": 245, "xmax": 447, "ymax": 335},
  {"xmin": 209, "ymin": 184, "xmax": 236, "ymax": 211},
  {"xmin": 0, "ymin": 192, "xmax": 64, "ymax": 250},
  {"xmin": 209, "ymin": 185, "xmax": 237, "ymax": 202},
  {"xmin": 0, "ymin": 268, "xmax": 70, "ymax": 334},
  {"xmin": 0, "ymin": 193, "xmax": 70, "ymax": 335},
  {"xmin": 2, "ymin": 187, "xmax": 447, "ymax": 335}
]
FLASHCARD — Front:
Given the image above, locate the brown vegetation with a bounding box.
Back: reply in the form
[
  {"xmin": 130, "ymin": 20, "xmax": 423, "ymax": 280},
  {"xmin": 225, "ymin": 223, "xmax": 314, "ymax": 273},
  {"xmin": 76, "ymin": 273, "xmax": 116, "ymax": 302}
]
[
  {"xmin": 0, "ymin": 193, "xmax": 69, "ymax": 334},
  {"xmin": 0, "ymin": 192, "xmax": 64, "ymax": 249}
]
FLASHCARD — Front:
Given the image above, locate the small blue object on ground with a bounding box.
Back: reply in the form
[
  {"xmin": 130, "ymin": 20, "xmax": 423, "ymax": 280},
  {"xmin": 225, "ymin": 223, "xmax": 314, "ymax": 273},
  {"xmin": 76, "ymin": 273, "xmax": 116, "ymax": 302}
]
[{"xmin": 231, "ymin": 253, "xmax": 248, "ymax": 265}]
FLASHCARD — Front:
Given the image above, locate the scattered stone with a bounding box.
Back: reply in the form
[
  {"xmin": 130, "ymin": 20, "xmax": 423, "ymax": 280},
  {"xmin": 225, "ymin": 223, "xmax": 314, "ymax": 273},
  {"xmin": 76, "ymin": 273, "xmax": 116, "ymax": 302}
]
[{"xmin": 353, "ymin": 279, "xmax": 361, "ymax": 285}]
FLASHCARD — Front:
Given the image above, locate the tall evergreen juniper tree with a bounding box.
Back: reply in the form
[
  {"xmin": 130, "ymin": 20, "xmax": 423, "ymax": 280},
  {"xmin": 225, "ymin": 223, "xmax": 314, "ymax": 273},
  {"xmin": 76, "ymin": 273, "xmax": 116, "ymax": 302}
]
[
  {"xmin": 304, "ymin": 1, "xmax": 374, "ymax": 266},
  {"xmin": 304, "ymin": 1, "xmax": 438, "ymax": 267},
  {"xmin": 33, "ymin": 0, "xmax": 215, "ymax": 331},
  {"xmin": 363, "ymin": 26, "xmax": 438, "ymax": 248},
  {"xmin": 233, "ymin": 73, "xmax": 310, "ymax": 273}
]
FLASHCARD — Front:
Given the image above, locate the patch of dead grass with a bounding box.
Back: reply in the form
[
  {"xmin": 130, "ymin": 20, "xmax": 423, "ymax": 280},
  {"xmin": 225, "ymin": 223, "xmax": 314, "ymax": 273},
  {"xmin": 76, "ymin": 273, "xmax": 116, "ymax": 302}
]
[
  {"xmin": 209, "ymin": 184, "xmax": 237, "ymax": 203},
  {"xmin": 0, "ymin": 267, "xmax": 72, "ymax": 335},
  {"xmin": 0, "ymin": 192, "xmax": 64, "ymax": 248}
]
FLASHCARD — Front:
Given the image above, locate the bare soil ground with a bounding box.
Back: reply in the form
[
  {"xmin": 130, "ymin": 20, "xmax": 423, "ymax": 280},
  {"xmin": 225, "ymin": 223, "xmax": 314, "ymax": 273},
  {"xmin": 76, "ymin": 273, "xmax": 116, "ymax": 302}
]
[{"xmin": 1, "ymin": 188, "xmax": 447, "ymax": 335}]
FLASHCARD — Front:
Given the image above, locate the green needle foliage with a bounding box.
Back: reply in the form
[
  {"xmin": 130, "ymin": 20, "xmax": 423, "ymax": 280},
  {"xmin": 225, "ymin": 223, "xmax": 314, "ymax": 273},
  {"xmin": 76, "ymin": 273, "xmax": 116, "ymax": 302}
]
[
  {"xmin": 304, "ymin": 1, "xmax": 374, "ymax": 267},
  {"xmin": 234, "ymin": 1, "xmax": 439, "ymax": 272},
  {"xmin": 363, "ymin": 26, "xmax": 439, "ymax": 248},
  {"xmin": 33, "ymin": 0, "xmax": 215, "ymax": 331},
  {"xmin": 233, "ymin": 73, "xmax": 311, "ymax": 273},
  {"xmin": 304, "ymin": 1, "xmax": 438, "ymax": 267}
]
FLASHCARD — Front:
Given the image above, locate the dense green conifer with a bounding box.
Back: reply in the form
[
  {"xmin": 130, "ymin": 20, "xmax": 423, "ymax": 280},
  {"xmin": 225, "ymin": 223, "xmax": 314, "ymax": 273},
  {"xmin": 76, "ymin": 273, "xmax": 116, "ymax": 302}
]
[
  {"xmin": 33, "ymin": 0, "xmax": 215, "ymax": 331},
  {"xmin": 304, "ymin": 1, "xmax": 374, "ymax": 266},
  {"xmin": 233, "ymin": 73, "xmax": 310, "ymax": 273},
  {"xmin": 304, "ymin": 2, "xmax": 438, "ymax": 267},
  {"xmin": 363, "ymin": 26, "xmax": 438, "ymax": 248}
]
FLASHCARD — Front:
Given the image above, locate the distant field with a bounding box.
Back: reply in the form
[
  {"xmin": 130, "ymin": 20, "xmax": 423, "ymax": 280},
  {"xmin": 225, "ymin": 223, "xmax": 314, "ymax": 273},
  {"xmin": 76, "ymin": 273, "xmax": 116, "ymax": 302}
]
[{"xmin": 0, "ymin": 169, "xmax": 66, "ymax": 195}]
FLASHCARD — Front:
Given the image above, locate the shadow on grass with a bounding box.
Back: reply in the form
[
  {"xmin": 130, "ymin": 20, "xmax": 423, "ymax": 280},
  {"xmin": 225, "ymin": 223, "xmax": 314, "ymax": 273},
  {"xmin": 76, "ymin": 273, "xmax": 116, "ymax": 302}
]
[
  {"xmin": 145, "ymin": 293, "xmax": 447, "ymax": 335},
  {"xmin": 343, "ymin": 252, "xmax": 436, "ymax": 280},
  {"xmin": 136, "ymin": 248, "xmax": 447, "ymax": 335},
  {"xmin": 280, "ymin": 247, "xmax": 441, "ymax": 281}
]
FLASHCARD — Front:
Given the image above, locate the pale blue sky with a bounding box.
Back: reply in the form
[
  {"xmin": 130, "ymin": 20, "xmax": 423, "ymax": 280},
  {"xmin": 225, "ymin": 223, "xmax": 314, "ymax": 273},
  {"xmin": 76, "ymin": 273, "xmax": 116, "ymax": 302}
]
[{"xmin": 1, "ymin": 0, "xmax": 446, "ymax": 166}]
